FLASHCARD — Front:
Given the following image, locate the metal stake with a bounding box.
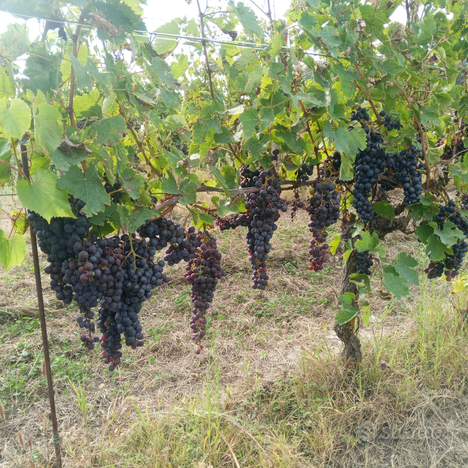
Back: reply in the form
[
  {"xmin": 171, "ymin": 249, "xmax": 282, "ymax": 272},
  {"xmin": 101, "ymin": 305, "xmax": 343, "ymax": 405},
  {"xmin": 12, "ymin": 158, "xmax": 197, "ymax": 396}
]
[{"xmin": 21, "ymin": 145, "xmax": 63, "ymax": 468}]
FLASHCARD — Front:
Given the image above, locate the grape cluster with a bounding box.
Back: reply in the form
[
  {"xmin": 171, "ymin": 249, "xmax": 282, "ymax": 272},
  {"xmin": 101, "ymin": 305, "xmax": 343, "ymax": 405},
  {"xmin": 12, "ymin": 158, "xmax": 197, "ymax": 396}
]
[
  {"xmin": 104, "ymin": 178, "xmax": 123, "ymax": 202},
  {"xmin": 379, "ymin": 110, "xmax": 402, "ymax": 131},
  {"xmin": 241, "ymin": 166, "xmax": 287, "ymax": 289},
  {"xmin": 28, "ymin": 199, "xmax": 92, "ymax": 304},
  {"xmin": 385, "ymin": 147, "xmax": 423, "ymax": 206},
  {"xmin": 307, "ymin": 180, "xmax": 340, "ymax": 271},
  {"xmin": 351, "ymin": 106, "xmax": 370, "ymax": 122},
  {"xmin": 459, "ymin": 192, "xmax": 468, "ymax": 210},
  {"xmin": 356, "ymin": 251, "xmax": 373, "ymax": 275},
  {"xmin": 352, "ymin": 130, "xmax": 387, "ymax": 223},
  {"xmin": 442, "ymin": 141, "xmax": 467, "ymax": 163},
  {"xmin": 269, "ymin": 148, "xmax": 279, "ymax": 162},
  {"xmin": 296, "ymin": 163, "xmax": 314, "ymax": 182},
  {"xmin": 424, "ymin": 201, "xmax": 468, "ymax": 280},
  {"xmin": 97, "ymin": 233, "xmax": 171, "ymax": 371},
  {"xmin": 185, "ymin": 229, "xmax": 226, "ymax": 353},
  {"xmin": 137, "ymin": 217, "xmax": 197, "ymax": 265},
  {"xmin": 218, "ymin": 213, "xmax": 251, "ymax": 231}
]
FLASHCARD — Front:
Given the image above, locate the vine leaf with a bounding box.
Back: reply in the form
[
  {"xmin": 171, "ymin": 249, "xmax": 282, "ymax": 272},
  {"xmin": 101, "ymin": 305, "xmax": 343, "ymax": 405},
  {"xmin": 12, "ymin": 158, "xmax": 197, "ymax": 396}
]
[
  {"xmin": 394, "ymin": 252, "xmax": 419, "ymax": 286},
  {"xmin": 193, "ymin": 116, "xmax": 221, "ymax": 144},
  {"xmin": 373, "ymin": 201, "xmax": 395, "ymax": 221},
  {"xmin": 239, "ymin": 109, "xmax": 259, "ymax": 140},
  {"xmin": 245, "ymin": 64, "xmax": 265, "ymax": 93},
  {"xmin": 232, "ymin": 3, "xmax": 262, "ymax": 39},
  {"xmin": 121, "ymin": 167, "xmax": 144, "ymax": 200},
  {"xmin": 0, "ymin": 98, "xmax": 31, "ymax": 139},
  {"xmin": 0, "ymin": 229, "xmax": 26, "ymax": 271},
  {"xmin": 382, "ymin": 266, "xmax": 410, "ymax": 299},
  {"xmin": 35, "ymin": 103, "xmax": 63, "ymax": 154},
  {"xmin": 0, "ymin": 139, "xmax": 11, "ymax": 185},
  {"xmin": 335, "ymin": 292, "xmax": 359, "ymax": 324},
  {"xmin": 69, "ymin": 54, "xmax": 93, "ymax": 89},
  {"xmin": 92, "ymin": 116, "xmax": 127, "ymax": 146},
  {"xmin": 117, "ymin": 206, "xmax": 159, "ymax": 233},
  {"xmin": 329, "ymin": 234, "xmax": 341, "ymax": 255},
  {"xmin": 153, "ymin": 19, "xmax": 179, "ymax": 55},
  {"xmin": 355, "ymin": 231, "xmax": 380, "ymax": 252},
  {"xmin": 161, "ymin": 172, "xmax": 179, "ymax": 194},
  {"xmin": 426, "ymin": 233, "xmax": 452, "ymax": 262},
  {"xmin": 431, "ymin": 220, "xmax": 465, "ymax": 247},
  {"xmin": 17, "ymin": 168, "xmax": 74, "ymax": 221},
  {"xmin": 57, "ymin": 164, "xmax": 110, "ymax": 216}
]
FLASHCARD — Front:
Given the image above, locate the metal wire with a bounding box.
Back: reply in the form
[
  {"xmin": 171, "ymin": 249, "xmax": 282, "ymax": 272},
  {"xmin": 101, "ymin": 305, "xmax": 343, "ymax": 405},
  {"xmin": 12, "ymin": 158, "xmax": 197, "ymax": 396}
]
[{"xmin": 0, "ymin": 9, "xmax": 334, "ymax": 57}]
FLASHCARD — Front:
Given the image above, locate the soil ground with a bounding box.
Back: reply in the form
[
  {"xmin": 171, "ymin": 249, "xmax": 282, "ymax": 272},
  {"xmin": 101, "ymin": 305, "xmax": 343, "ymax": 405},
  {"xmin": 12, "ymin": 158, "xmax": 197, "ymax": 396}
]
[{"xmin": 1, "ymin": 199, "xmax": 468, "ymax": 468}]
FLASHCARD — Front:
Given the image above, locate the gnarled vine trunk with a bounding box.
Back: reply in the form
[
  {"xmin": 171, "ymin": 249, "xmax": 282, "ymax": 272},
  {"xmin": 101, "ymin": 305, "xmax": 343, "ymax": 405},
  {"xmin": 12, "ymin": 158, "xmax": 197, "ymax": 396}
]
[
  {"xmin": 334, "ymin": 250, "xmax": 362, "ymax": 370},
  {"xmin": 334, "ymin": 190, "xmax": 412, "ymax": 372}
]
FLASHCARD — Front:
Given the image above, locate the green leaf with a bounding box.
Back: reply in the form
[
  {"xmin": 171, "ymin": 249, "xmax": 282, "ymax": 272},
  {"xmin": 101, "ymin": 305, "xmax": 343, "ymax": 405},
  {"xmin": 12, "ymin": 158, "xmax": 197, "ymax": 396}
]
[
  {"xmin": 0, "ymin": 24, "xmax": 27, "ymax": 61},
  {"xmin": 432, "ymin": 221, "xmax": 465, "ymax": 246},
  {"xmin": 259, "ymin": 107, "xmax": 274, "ymax": 132},
  {"xmin": 199, "ymin": 212, "xmax": 215, "ymax": 225},
  {"xmin": 394, "ymin": 252, "xmax": 419, "ymax": 286},
  {"xmin": 239, "ymin": 108, "xmax": 259, "ymax": 140},
  {"xmin": 81, "ymin": 104, "xmax": 102, "ymax": 119},
  {"xmin": 350, "ymin": 273, "xmax": 371, "ymax": 291},
  {"xmin": 161, "ymin": 89, "xmax": 179, "ymax": 108},
  {"xmin": 329, "ymin": 234, "xmax": 341, "ymax": 255},
  {"xmin": 170, "ymin": 54, "xmax": 189, "ymax": 78},
  {"xmin": 52, "ymin": 147, "xmax": 88, "ymax": 171},
  {"xmin": 121, "ymin": 167, "xmax": 144, "ymax": 200},
  {"xmin": 276, "ymin": 129, "xmax": 306, "ymax": 153},
  {"xmin": 0, "ymin": 66, "xmax": 15, "ymax": 100},
  {"xmin": 161, "ymin": 172, "xmax": 179, "ymax": 194},
  {"xmin": 335, "ymin": 292, "xmax": 359, "ymax": 324},
  {"xmin": 151, "ymin": 58, "xmax": 176, "ymax": 86},
  {"xmin": 270, "ymin": 33, "xmax": 284, "ymax": 57},
  {"xmin": 319, "ymin": 26, "xmax": 342, "ymax": 57},
  {"xmin": 426, "ymin": 233, "xmax": 453, "ymax": 261},
  {"xmin": 323, "ymin": 121, "xmax": 348, "ymax": 152},
  {"xmin": 69, "ymin": 53, "xmax": 92, "ymax": 89},
  {"xmin": 232, "ymin": 3, "xmax": 263, "ymax": 39},
  {"xmin": 0, "ymin": 139, "xmax": 11, "ymax": 185},
  {"xmin": 193, "ymin": 116, "xmax": 221, "ymax": 144},
  {"xmin": 415, "ymin": 222, "xmax": 433, "ymax": 243},
  {"xmin": 179, "ymin": 178, "xmax": 197, "ymax": 204},
  {"xmin": 0, "ymin": 229, "xmax": 26, "ymax": 271},
  {"xmin": 334, "ymin": 64, "xmax": 357, "ymax": 98},
  {"xmin": 347, "ymin": 127, "xmax": 367, "ymax": 156},
  {"xmin": 92, "ymin": 116, "xmax": 127, "ymax": 146},
  {"xmin": 17, "ymin": 168, "xmax": 75, "ymax": 221},
  {"xmin": 117, "ymin": 206, "xmax": 159, "ymax": 232},
  {"xmin": 0, "ymin": 98, "xmax": 31, "ymax": 139},
  {"xmin": 355, "ymin": 231, "xmax": 380, "ymax": 252},
  {"xmin": 35, "ymin": 103, "xmax": 63, "ymax": 154},
  {"xmin": 245, "ymin": 64, "xmax": 266, "ymax": 93},
  {"xmin": 383, "ymin": 266, "xmax": 410, "ymax": 299},
  {"xmin": 57, "ymin": 164, "xmax": 110, "ymax": 216},
  {"xmin": 153, "ymin": 19, "xmax": 179, "ymax": 55},
  {"xmin": 373, "ymin": 201, "xmax": 395, "ymax": 221},
  {"xmin": 214, "ymin": 127, "xmax": 234, "ymax": 144},
  {"xmin": 421, "ymin": 107, "xmax": 440, "ymax": 127}
]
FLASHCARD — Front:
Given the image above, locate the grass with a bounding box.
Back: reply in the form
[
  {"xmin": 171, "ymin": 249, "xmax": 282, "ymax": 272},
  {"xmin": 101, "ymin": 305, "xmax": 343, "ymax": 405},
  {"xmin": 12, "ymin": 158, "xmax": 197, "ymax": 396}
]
[
  {"xmin": 55, "ymin": 287, "xmax": 468, "ymax": 468},
  {"xmin": 0, "ymin": 209, "xmax": 468, "ymax": 467}
]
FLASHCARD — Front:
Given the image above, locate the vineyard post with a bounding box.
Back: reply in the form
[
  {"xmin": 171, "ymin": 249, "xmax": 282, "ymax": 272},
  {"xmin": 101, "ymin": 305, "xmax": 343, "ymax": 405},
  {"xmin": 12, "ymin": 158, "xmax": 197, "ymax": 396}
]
[{"xmin": 20, "ymin": 145, "xmax": 63, "ymax": 468}]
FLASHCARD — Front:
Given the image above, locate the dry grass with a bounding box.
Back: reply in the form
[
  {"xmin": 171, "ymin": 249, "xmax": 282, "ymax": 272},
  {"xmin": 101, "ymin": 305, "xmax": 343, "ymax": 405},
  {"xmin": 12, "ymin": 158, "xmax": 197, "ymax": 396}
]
[{"xmin": 0, "ymin": 208, "xmax": 467, "ymax": 467}]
